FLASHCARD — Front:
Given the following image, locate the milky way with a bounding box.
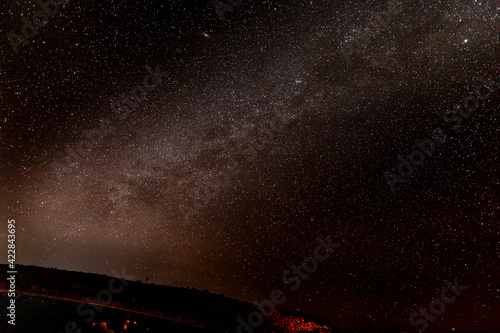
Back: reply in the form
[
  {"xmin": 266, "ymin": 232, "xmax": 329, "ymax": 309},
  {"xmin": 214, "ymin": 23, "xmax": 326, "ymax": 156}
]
[{"xmin": 1, "ymin": 0, "xmax": 499, "ymax": 331}]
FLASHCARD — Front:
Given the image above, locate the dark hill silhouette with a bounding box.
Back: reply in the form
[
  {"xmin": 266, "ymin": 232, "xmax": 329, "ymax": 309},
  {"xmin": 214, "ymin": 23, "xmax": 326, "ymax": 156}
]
[{"xmin": 0, "ymin": 264, "xmax": 333, "ymax": 333}]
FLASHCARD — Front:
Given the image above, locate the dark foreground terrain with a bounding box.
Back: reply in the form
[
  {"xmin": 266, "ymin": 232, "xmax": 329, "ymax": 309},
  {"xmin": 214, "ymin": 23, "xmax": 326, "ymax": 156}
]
[
  {"xmin": 1, "ymin": 294, "xmax": 215, "ymax": 333},
  {"xmin": 0, "ymin": 265, "xmax": 332, "ymax": 333}
]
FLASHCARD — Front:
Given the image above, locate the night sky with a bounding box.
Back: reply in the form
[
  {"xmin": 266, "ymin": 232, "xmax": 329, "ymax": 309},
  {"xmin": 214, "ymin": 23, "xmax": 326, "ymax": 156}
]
[{"xmin": 1, "ymin": 0, "xmax": 499, "ymax": 332}]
